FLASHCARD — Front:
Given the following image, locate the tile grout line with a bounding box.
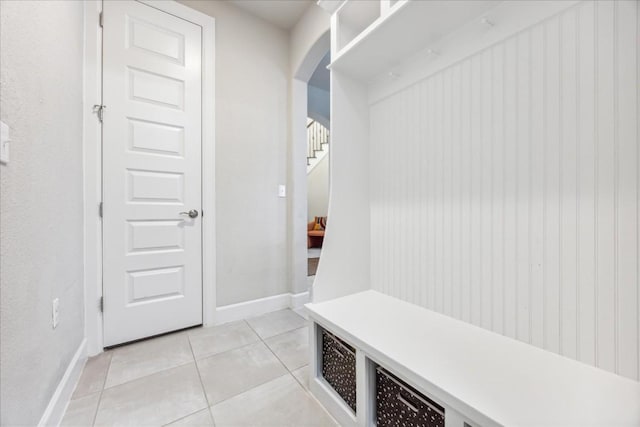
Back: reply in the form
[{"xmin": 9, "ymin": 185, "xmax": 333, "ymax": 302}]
[
  {"xmin": 100, "ymin": 358, "xmax": 196, "ymax": 393},
  {"xmin": 193, "ymin": 338, "xmax": 261, "ymax": 361},
  {"xmin": 245, "ymin": 319, "xmax": 291, "ymax": 370},
  {"xmin": 207, "ymin": 371, "xmax": 293, "ymax": 409},
  {"xmin": 72, "ymin": 310, "xmax": 309, "ymax": 426},
  {"xmin": 263, "ymin": 317, "xmax": 339, "ymax": 425},
  {"xmin": 200, "ymin": 320, "xmax": 290, "ymax": 409},
  {"xmin": 199, "ymin": 316, "xmax": 339, "ymax": 426},
  {"xmin": 91, "ymin": 352, "xmax": 114, "ymax": 427},
  {"xmin": 193, "ymin": 315, "xmax": 309, "ymax": 411},
  {"xmin": 265, "ymin": 318, "xmax": 340, "ymax": 426},
  {"xmin": 86, "ymin": 335, "xmax": 201, "ymax": 424},
  {"xmin": 186, "ymin": 328, "xmax": 216, "ymax": 426},
  {"xmin": 191, "ymin": 320, "xmax": 306, "ymax": 363},
  {"xmin": 244, "ymin": 319, "xmax": 310, "ymax": 390},
  {"xmin": 94, "ymin": 348, "xmax": 204, "ymax": 425},
  {"xmin": 261, "ymin": 324, "xmax": 309, "ymax": 342},
  {"xmin": 100, "ymin": 333, "xmax": 197, "ymax": 391},
  {"xmin": 161, "ymin": 409, "xmax": 210, "ymax": 427}
]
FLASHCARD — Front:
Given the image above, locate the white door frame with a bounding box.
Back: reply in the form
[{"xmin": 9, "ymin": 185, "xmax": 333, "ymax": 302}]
[{"xmin": 83, "ymin": 0, "xmax": 216, "ymax": 356}]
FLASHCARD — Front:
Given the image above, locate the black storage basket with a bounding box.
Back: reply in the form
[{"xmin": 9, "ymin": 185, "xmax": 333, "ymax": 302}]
[
  {"xmin": 321, "ymin": 328, "xmax": 357, "ymax": 412},
  {"xmin": 376, "ymin": 367, "xmax": 445, "ymax": 427}
]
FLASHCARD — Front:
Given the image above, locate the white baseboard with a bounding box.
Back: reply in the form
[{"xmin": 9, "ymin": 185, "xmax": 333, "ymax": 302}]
[
  {"xmin": 38, "ymin": 339, "xmax": 87, "ymax": 427},
  {"xmin": 216, "ymin": 291, "xmax": 310, "ymax": 324},
  {"xmin": 290, "ymin": 290, "xmax": 310, "ymax": 309}
]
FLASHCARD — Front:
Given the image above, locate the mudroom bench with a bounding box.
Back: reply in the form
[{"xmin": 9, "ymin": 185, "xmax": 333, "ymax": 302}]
[{"xmin": 305, "ymin": 291, "xmax": 640, "ymax": 427}]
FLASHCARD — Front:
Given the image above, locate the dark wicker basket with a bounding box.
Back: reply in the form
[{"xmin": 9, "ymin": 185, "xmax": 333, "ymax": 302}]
[
  {"xmin": 321, "ymin": 329, "xmax": 357, "ymax": 412},
  {"xmin": 376, "ymin": 367, "xmax": 445, "ymax": 427}
]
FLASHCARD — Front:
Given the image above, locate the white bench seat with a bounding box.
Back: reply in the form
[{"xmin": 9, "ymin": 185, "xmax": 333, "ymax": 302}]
[{"xmin": 305, "ymin": 290, "xmax": 640, "ymax": 427}]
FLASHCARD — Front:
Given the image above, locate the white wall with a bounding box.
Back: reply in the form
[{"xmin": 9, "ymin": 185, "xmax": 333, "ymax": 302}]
[
  {"xmin": 178, "ymin": 0, "xmax": 290, "ymax": 306},
  {"xmin": 308, "ymin": 153, "xmax": 330, "ymax": 221},
  {"xmin": 0, "ymin": 1, "xmax": 85, "ymax": 424},
  {"xmin": 370, "ymin": 1, "xmax": 640, "ymax": 380}
]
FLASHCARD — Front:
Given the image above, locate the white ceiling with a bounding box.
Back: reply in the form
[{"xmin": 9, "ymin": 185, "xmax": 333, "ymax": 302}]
[{"xmin": 227, "ymin": 0, "xmax": 314, "ymax": 30}]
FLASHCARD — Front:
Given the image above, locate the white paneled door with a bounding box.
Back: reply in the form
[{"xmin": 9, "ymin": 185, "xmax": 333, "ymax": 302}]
[{"xmin": 102, "ymin": 0, "xmax": 203, "ymax": 346}]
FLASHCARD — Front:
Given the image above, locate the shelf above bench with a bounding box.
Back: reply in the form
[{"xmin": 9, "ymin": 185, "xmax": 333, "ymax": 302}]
[
  {"xmin": 306, "ymin": 290, "xmax": 640, "ymax": 426},
  {"xmin": 330, "ymin": 0, "xmax": 501, "ymax": 81}
]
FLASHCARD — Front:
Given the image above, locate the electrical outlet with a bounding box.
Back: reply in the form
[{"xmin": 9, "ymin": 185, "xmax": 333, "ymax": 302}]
[{"xmin": 52, "ymin": 298, "xmax": 59, "ymax": 328}]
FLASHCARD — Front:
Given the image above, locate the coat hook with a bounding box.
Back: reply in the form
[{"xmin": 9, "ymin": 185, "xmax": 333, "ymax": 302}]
[{"xmin": 481, "ymin": 17, "xmax": 494, "ymax": 27}]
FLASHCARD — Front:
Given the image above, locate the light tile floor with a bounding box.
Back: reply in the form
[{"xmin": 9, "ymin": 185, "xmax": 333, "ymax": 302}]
[{"xmin": 61, "ymin": 309, "xmax": 336, "ymax": 427}]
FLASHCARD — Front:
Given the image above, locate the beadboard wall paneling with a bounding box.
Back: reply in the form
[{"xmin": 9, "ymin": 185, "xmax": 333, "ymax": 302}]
[{"xmin": 369, "ymin": 0, "xmax": 639, "ymax": 380}]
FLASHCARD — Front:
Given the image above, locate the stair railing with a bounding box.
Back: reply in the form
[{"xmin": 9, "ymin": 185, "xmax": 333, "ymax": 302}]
[{"xmin": 307, "ymin": 120, "xmax": 330, "ymax": 165}]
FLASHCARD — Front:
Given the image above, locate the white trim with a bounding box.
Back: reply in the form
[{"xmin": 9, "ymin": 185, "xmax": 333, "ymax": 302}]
[
  {"xmin": 308, "ymin": 322, "xmax": 357, "ymax": 427},
  {"xmin": 38, "ymin": 340, "xmax": 87, "ymax": 427},
  {"xmin": 316, "ymin": 0, "xmax": 343, "ymax": 16},
  {"xmin": 290, "ymin": 80, "xmax": 311, "ymax": 296},
  {"xmin": 82, "ymin": 0, "xmax": 104, "ymax": 357},
  {"xmin": 199, "ymin": 5, "xmax": 216, "ymax": 328},
  {"xmin": 309, "ymin": 378, "xmax": 357, "ymax": 427},
  {"xmin": 216, "ymin": 294, "xmax": 291, "ymax": 325},
  {"xmin": 215, "ymin": 291, "xmax": 310, "ymax": 325},
  {"xmin": 290, "ymin": 290, "xmax": 311, "ymax": 309},
  {"xmin": 83, "ymin": 0, "xmax": 216, "ymax": 355}
]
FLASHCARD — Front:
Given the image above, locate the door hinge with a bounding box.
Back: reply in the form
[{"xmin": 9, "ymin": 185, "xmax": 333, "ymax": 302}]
[
  {"xmin": 99, "ymin": 12, "xmax": 103, "ymax": 28},
  {"xmin": 99, "ymin": 296, "xmax": 104, "ymax": 313},
  {"xmin": 93, "ymin": 105, "xmax": 106, "ymax": 123},
  {"xmin": 99, "ymin": 202, "xmax": 103, "ymax": 218}
]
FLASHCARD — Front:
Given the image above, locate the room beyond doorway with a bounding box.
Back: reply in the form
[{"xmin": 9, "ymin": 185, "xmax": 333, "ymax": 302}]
[{"xmin": 305, "ymin": 50, "xmax": 329, "ymax": 284}]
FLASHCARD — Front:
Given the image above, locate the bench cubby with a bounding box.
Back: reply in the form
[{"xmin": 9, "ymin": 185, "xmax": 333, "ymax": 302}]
[
  {"xmin": 320, "ymin": 328, "xmax": 357, "ymax": 413},
  {"xmin": 375, "ymin": 365, "xmax": 445, "ymax": 427}
]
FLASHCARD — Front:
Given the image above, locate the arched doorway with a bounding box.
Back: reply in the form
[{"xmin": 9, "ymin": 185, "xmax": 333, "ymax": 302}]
[{"xmin": 289, "ymin": 31, "xmax": 330, "ymax": 300}]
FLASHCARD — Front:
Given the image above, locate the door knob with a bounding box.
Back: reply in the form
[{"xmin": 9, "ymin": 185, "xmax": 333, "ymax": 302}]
[{"xmin": 179, "ymin": 209, "xmax": 199, "ymax": 219}]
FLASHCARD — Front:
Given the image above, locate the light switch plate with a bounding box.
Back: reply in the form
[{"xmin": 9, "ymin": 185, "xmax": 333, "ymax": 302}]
[
  {"xmin": 278, "ymin": 184, "xmax": 286, "ymax": 198},
  {"xmin": 0, "ymin": 121, "xmax": 10, "ymax": 164}
]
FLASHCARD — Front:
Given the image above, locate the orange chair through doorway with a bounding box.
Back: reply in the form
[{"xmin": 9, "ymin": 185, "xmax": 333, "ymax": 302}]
[{"xmin": 307, "ymin": 216, "xmax": 326, "ymax": 248}]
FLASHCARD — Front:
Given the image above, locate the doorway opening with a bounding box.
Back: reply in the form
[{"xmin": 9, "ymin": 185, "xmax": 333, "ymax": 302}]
[
  {"xmin": 305, "ymin": 51, "xmax": 330, "ymax": 282},
  {"xmin": 289, "ymin": 30, "xmax": 329, "ymax": 302}
]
